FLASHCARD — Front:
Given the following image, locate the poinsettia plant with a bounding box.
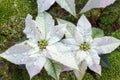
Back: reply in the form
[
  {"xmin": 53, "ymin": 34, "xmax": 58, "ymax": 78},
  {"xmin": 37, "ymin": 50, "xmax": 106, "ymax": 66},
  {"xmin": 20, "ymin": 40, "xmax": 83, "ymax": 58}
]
[
  {"xmin": 0, "ymin": 13, "xmax": 120, "ymax": 79},
  {"xmin": 0, "ymin": 0, "xmax": 119, "ymax": 80}
]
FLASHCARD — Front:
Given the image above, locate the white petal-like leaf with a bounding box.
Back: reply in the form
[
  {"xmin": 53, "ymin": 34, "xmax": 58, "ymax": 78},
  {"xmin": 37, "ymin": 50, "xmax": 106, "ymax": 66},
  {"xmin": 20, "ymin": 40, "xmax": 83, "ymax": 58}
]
[
  {"xmin": 37, "ymin": 0, "xmax": 55, "ymax": 13},
  {"xmin": 80, "ymin": 0, "xmax": 116, "ymax": 13},
  {"xmin": 76, "ymin": 50, "xmax": 88, "ymax": 65},
  {"xmin": 62, "ymin": 66, "xmax": 73, "ymax": 72},
  {"xmin": 57, "ymin": 18, "xmax": 76, "ymax": 38},
  {"xmin": 0, "ymin": 41, "xmax": 35, "ymax": 64},
  {"xmin": 62, "ymin": 39, "xmax": 80, "ymax": 54},
  {"xmin": 85, "ymin": 55, "xmax": 93, "ymax": 67},
  {"xmin": 36, "ymin": 12, "xmax": 54, "ymax": 39},
  {"xmin": 62, "ymin": 38, "xmax": 78, "ymax": 45},
  {"xmin": 44, "ymin": 59, "xmax": 62, "ymax": 80},
  {"xmin": 47, "ymin": 24, "xmax": 66, "ymax": 44},
  {"xmin": 89, "ymin": 64, "xmax": 101, "ymax": 75},
  {"xmin": 74, "ymin": 29, "xmax": 84, "ymax": 44},
  {"xmin": 26, "ymin": 53, "xmax": 46, "ymax": 79},
  {"xmin": 74, "ymin": 61, "xmax": 87, "ymax": 80},
  {"xmin": 56, "ymin": 0, "xmax": 76, "ymax": 16},
  {"xmin": 46, "ymin": 42, "xmax": 79, "ymax": 70},
  {"xmin": 24, "ymin": 14, "xmax": 41, "ymax": 41},
  {"xmin": 86, "ymin": 50, "xmax": 101, "ymax": 74},
  {"xmin": 57, "ymin": 18, "xmax": 83, "ymax": 44},
  {"xmin": 77, "ymin": 15, "xmax": 92, "ymax": 42},
  {"xmin": 93, "ymin": 36, "xmax": 120, "ymax": 54}
]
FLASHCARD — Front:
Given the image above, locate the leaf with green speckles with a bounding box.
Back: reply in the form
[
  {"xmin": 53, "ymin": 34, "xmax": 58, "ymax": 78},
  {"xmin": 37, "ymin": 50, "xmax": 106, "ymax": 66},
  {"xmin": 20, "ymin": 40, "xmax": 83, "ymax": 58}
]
[{"xmin": 44, "ymin": 59, "xmax": 62, "ymax": 80}]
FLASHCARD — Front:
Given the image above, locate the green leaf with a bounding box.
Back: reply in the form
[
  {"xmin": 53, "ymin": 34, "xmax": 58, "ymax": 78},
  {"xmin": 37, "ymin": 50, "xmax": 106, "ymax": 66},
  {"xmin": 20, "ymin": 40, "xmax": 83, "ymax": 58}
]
[
  {"xmin": 74, "ymin": 61, "xmax": 87, "ymax": 80},
  {"xmin": 44, "ymin": 59, "xmax": 62, "ymax": 80},
  {"xmin": 92, "ymin": 27, "xmax": 104, "ymax": 38},
  {"xmin": 100, "ymin": 54, "xmax": 111, "ymax": 69}
]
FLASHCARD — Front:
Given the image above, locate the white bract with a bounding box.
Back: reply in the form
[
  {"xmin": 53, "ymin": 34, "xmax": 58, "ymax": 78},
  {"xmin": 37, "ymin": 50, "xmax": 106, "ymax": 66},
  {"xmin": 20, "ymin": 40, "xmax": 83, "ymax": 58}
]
[
  {"xmin": 37, "ymin": 0, "xmax": 76, "ymax": 16},
  {"xmin": 0, "ymin": 12, "xmax": 79, "ymax": 79},
  {"xmin": 80, "ymin": 0, "xmax": 116, "ymax": 13},
  {"xmin": 37, "ymin": 0, "xmax": 116, "ymax": 16},
  {"xmin": 59, "ymin": 15, "xmax": 120, "ymax": 75}
]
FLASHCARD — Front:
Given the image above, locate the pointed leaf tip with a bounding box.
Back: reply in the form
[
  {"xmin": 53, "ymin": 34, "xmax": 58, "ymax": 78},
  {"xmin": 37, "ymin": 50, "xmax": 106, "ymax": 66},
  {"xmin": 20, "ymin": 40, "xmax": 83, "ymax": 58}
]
[
  {"xmin": 80, "ymin": 0, "xmax": 116, "ymax": 13},
  {"xmin": 56, "ymin": 0, "xmax": 76, "ymax": 16}
]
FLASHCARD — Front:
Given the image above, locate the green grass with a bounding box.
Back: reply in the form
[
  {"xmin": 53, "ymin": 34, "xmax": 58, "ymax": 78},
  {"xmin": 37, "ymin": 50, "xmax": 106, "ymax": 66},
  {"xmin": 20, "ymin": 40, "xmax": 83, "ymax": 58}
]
[{"xmin": 0, "ymin": 0, "xmax": 120, "ymax": 80}]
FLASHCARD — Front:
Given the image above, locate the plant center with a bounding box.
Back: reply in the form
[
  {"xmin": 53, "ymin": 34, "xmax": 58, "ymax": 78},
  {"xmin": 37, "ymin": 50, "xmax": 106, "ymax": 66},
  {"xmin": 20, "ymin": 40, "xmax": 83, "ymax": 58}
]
[
  {"xmin": 80, "ymin": 42, "xmax": 90, "ymax": 51},
  {"xmin": 38, "ymin": 40, "xmax": 48, "ymax": 50}
]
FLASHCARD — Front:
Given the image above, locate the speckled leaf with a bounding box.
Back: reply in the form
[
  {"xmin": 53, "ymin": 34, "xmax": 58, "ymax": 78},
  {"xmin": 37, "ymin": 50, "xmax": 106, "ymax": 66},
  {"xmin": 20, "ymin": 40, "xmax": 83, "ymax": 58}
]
[
  {"xmin": 56, "ymin": 0, "xmax": 76, "ymax": 16},
  {"xmin": 35, "ymin": 12, "xmax": 54, "ymax": 39},
  {"xmin": 77, "ymin": 15, "xmax": 92, "ymax": 42},
  {"xmin": 80, "ymin": 0, "xmax": 116, "ymax": 13},
  {"xmin": 26, "ymin": 54, "xmax": 46, "ymax": 79},
  {"xmin": 44, "ymin": 59, "xmax": 62, "ymax": 80},
  {"xmin": 0, "ymin": 41, "xmax": 33, "ymax": 65},
  {"xmin": 24, "ymin": 14, "xmax": 41, "ymax": 41},
  {"xmin": 93, "ymin": 37, "xmax": 120, "ymax": 54},
  {"xmin": 92, "ymin": 27, "xmax": 104, "ymax": 38}
]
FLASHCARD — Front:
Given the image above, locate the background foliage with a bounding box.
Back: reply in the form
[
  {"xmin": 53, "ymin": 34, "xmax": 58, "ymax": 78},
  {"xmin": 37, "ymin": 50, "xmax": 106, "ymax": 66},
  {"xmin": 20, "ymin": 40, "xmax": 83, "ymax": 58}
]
[{"xmin": 0, "ymin": 0, "xmax": 120, "ymax": 80}]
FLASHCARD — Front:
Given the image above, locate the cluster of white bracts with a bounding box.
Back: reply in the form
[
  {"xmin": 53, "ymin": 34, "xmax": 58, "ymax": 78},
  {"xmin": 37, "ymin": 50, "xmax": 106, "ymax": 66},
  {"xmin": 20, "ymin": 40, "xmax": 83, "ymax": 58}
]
[
  {"xmin": 37, "ymin": 0, "xmax": 116, "ymax": 16},
  {"xmin": 0, "ymin": 0, "xmax": 119, "ymax": 80}
]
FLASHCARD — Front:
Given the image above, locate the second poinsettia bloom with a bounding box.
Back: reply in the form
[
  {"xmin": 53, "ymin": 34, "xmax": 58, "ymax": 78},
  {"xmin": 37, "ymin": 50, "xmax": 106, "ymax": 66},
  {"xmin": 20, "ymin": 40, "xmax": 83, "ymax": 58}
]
[{"xmin": 62, "ymin": 15, "xmax": 120, "ymax": 74}]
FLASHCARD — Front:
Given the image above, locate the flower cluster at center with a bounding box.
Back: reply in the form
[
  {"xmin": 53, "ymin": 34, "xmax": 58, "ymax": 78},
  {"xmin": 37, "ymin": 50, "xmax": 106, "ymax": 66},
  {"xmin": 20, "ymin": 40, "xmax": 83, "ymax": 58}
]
[
  {"xmin": 38, "ymin": 40, "xmax": 48, "ymax": 50},
  {"xmin": 80, "ymin": 42, "xmax": 90, "ymax": 51}
]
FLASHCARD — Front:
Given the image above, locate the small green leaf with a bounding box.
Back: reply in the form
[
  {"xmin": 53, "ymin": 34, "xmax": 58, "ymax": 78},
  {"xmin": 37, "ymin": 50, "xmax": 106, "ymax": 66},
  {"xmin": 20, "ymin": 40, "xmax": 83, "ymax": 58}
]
[
  {"xmin": 92, "ymin": 27, "xmax": 104, "ymax": 38},
  {"xmin": 44, "ymin": 59, "xmax": 62, "ymax": 80},
  {"xmin": 100, "ymin": 54, "xmax": 111, "ymax": 69}
]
